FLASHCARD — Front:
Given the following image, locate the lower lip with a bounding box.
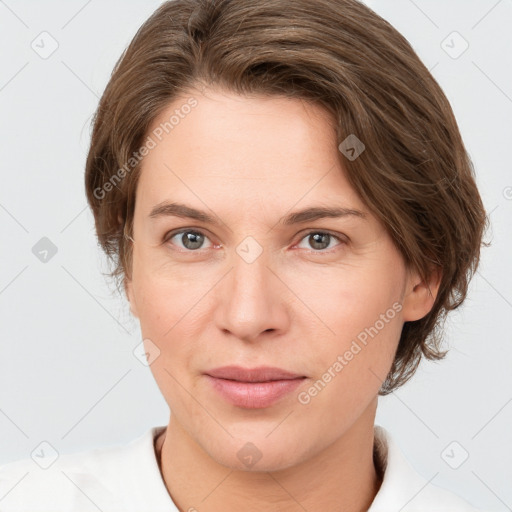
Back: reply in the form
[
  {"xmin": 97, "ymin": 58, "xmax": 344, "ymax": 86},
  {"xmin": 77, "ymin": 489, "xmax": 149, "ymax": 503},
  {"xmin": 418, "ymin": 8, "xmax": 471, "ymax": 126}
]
[{"xmin": 205, "ymin": 375, "xmax": 306, "ymax": 409}]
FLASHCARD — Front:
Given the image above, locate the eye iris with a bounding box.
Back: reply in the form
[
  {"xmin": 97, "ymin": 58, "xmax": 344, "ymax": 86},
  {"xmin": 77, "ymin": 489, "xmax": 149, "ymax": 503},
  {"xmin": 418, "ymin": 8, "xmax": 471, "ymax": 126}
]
[
  {"xmin": 309, "ymin": 233, "xmax": 330, "ymax": 250},
  {"xmin": 182, "ymin": 231, "xmax": 204, "ymax": 250},
  {"xmin": 176, "ymin": 232, "xmax": 333, "ymax": 251}
]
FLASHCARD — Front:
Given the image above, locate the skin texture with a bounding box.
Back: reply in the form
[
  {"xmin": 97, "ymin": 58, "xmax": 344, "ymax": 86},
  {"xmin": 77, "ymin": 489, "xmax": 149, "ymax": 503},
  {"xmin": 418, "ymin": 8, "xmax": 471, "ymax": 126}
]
[{"xmin": 125, "ymin": 87, "xmax": 441, "ymax": 512}]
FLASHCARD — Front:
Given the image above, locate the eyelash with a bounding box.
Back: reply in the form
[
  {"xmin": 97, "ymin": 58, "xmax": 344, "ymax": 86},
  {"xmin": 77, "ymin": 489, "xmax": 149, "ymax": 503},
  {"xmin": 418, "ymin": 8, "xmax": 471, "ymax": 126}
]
[{"xmin": 163, "ymin": 228, "xmax": 347, "ymax": 254}]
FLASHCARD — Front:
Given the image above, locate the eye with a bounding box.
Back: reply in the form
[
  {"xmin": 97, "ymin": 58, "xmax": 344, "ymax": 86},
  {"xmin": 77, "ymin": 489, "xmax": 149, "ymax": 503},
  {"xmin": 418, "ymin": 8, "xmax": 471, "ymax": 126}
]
[
  {"xmin": 164, "ymin": 229, "xmax": 346, "ymax": 253},
  {"xmin": 296, "ymin": 231, "xmax": 346, "ymax": 252},
  {"xmin": 165, "ymin": 229, "xmax": 213, "ymax": 251}
]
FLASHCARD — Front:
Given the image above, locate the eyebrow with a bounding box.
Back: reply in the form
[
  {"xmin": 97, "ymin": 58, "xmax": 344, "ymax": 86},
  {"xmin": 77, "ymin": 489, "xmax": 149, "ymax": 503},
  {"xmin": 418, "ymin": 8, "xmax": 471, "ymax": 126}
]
[{"xmin": 148, "ymin": 201, "xmax": 366, "ymax": 226}]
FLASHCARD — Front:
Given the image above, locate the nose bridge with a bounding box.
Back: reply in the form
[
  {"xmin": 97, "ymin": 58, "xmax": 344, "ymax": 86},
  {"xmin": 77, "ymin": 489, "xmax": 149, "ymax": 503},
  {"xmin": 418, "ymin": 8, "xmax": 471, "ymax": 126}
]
[
  {"xmin": 232, "ymin": 248, "xmax": 269, "ymax": 303},
  {"xmin": 214, "ymin": 242, "xmax": 289, "ymax": 340}
]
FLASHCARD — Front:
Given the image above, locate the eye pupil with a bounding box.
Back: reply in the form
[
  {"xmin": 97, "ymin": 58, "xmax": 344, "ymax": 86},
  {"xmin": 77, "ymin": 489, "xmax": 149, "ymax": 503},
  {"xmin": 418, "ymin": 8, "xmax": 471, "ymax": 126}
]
[
  {"xmin": 182, "ymin": 231, "xmax": 204, "ymax": 250},
  {"xmin": 309, "ymin": 233, "xmax": 330, "ymax": 250},
  {"xmin": 171, "ymin": 231, "xmax": 338, "ymax": 253}
]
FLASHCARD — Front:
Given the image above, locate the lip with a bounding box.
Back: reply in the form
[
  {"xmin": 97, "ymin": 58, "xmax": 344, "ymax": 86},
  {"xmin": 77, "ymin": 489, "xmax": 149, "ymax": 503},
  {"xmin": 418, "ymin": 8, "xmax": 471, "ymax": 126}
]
[
  {"xmin": 204, "ymin": 366, "xmax": 306, "ymax": 409},
  {"xmin": 205, "ymin": 365, "xmax": 305, "ymax": 382}
]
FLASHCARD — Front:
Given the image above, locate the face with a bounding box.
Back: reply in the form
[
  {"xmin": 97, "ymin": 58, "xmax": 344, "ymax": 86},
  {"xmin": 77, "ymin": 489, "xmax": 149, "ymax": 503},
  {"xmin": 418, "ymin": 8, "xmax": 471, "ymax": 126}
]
[{"xmin": 126, "ymin": 87, "xmax": 437, "ymax": 471}]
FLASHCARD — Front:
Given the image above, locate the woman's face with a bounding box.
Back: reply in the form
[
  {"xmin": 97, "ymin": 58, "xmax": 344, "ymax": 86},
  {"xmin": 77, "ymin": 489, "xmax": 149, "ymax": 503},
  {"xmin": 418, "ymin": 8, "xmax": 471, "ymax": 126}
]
[{"xmin": 126, "ymin": 87, "xmax": 435, "ymax": 471}]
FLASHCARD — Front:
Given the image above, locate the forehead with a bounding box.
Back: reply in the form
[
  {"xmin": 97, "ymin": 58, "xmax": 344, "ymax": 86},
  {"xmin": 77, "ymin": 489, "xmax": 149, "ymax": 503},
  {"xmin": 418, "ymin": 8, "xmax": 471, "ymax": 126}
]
[{"xmin": 136, "ymin": 88, "xmax": 365, "ymax": 215}]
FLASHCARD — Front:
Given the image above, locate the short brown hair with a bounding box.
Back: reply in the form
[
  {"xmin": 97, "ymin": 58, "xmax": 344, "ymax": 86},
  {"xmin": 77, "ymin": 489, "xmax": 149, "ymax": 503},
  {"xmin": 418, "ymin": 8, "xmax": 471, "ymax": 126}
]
[{"xmin": 85, "ymin": 0, "xmax": 488, "ymax": 394}]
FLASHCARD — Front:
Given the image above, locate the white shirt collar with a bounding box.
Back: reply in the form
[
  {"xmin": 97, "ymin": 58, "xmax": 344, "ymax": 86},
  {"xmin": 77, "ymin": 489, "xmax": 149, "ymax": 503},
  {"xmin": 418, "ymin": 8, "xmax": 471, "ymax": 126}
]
[
  {"xmin": 126, "ymin": 424, "xmax": 480, "ymax": 511},
  {"xmin": 0, "ymin": 424, "xmax": 481, "ymax": 511}
]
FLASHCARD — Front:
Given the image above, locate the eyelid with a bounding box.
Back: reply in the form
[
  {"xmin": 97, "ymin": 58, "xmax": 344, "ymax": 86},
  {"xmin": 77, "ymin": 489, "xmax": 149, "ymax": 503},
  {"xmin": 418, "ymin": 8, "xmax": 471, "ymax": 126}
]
[
  {"xmin": 164, "ymin": 228, "xmax": 216, "ymax": 250},
  {"xmin": 293, "ymin": 229, "xmax": 348, "ymax": 252},
  {"xmin": 164, "ymin": 227, "xmax": 209, "ymax": 241},
  {"xmin": 164, "ymin": 227, "xmax": 348, "ymax": 252},
  {"xmin": 295, "ymin": 228, "xmax": 348, "ymax": 243}
]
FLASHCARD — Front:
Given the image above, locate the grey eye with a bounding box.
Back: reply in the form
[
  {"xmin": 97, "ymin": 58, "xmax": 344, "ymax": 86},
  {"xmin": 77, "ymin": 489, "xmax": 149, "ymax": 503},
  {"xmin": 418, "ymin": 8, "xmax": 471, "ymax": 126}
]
[
  {"xmin": 169, "ymin": 230, "xmax": 211, "ymax": 251},
  {"xmin": 308, "ymin": 233, "xmax": 331, "ymax": 250},
  {"xmin": 296, "ymin": 232, "xmax": 343, "ymax": 252}
]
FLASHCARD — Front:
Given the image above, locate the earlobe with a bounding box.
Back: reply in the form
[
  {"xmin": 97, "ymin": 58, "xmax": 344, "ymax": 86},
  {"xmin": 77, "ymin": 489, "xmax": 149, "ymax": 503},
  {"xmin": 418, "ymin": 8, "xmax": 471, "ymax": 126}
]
[{"xmin": 401, "ymin": 265, "xmax": 442, "ymax": 322}]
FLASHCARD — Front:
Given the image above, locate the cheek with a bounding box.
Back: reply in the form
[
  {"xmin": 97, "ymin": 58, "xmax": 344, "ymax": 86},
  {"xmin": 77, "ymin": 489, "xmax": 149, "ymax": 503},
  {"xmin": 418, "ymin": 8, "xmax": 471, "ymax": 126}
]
[
  {"xmin": 298, "ymin": 304, "xmax": 402, "ymax": 430},
  {"xmin": 131, "ymin": 245, "xmax": 201, "ymax": 332},
  {"xmin": 135, "ymin": 277, "xmax": 191, "ymax": 344},
  {"xmin": 131, "ymin": 266, "xmax": 202, "ymax": 409},
  {"xmin": 294, "ymin": 251, "xmax": 405, "ymax": 408},
  {"xmin": 297, "ymin": 258, "xmax": 403, "ymax": 341},
  {"xmin": 131, "ymin": 256, "xmax": 215, "ymax": 374}
]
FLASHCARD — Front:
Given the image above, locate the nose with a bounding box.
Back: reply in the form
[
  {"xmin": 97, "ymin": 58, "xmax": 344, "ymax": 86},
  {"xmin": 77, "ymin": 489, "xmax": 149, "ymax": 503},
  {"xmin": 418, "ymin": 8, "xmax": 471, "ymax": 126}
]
[{"xmin": 213, "ymin": 250, "xmax": 291, "ymax": 342}]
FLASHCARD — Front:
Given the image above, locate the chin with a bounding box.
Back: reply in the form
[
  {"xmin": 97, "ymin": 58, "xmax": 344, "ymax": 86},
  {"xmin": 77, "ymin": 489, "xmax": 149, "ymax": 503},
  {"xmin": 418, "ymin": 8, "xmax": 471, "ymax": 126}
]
[{"xmin": 200, "ymin": 433, "xmax": 312, "ymax": 473}]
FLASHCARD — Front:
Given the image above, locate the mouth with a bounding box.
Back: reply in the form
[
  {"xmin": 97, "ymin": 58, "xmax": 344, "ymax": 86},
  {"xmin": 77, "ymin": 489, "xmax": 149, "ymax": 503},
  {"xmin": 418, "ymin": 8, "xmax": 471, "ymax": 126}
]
[
  {"xmin": 204, "ymin": 366, "xmax": 307, "ymax": 409},
  {"xmin": 205, "ymin": 365, "xmax": 306, "ymax": 382}
]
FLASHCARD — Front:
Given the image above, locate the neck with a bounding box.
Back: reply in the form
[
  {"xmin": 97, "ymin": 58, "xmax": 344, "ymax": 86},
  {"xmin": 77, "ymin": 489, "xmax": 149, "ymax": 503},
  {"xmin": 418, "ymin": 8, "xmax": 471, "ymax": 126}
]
[{"xmin": 155, "ymin": 400, "xmax": 382, "ymax": 512}]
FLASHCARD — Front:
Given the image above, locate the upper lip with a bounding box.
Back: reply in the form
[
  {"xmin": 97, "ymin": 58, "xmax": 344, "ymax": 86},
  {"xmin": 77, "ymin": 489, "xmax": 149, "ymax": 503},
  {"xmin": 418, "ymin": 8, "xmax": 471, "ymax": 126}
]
[{"xmin": 205, "ymin": 366, "xmax": 305, "ymax": 382}]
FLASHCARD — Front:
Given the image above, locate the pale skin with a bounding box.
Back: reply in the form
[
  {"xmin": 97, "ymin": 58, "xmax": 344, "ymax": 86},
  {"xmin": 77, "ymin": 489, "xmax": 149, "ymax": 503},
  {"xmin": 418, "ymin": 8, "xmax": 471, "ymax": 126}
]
[{"xmin": 125, "ymin": 87, "xmax": 441, "ymax": 512}]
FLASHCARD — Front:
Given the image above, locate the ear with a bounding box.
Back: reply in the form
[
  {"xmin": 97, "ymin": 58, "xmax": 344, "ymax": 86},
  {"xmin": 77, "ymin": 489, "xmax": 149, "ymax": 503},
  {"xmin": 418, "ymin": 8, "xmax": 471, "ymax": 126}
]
[
  {"xmin": 124, "ymin": 277, "xmax": 139, "ymax": 319},
  {"xmin": 401, "ymin": 265, "xmax": 442, "ymax": 322}
]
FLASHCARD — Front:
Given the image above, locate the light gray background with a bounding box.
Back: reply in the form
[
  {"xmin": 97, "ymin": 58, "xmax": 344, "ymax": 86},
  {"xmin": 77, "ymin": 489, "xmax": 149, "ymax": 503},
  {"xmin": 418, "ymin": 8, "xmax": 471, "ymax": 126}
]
[{"xmin": 0, "ymin": 1, "xmax": 511, "ymax": 510}]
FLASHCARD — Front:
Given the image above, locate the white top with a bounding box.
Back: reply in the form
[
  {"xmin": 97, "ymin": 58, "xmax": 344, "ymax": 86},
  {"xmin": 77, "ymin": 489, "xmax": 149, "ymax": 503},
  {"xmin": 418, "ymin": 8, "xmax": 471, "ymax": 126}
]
[{"xmin": 0, "ymin": 425, "xmax": 482, "ymax": 511}]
